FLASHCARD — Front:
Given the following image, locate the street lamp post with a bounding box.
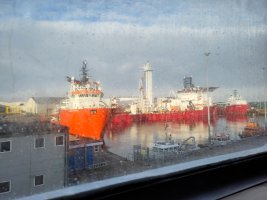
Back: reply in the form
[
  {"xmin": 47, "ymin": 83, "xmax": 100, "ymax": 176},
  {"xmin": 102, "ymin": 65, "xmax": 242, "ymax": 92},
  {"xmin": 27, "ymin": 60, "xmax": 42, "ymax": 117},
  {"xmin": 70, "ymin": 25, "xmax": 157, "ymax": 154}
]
[
  {"xmin": 204, "ymin": 52, "xmax": 211, "ymax": 144},
  {"xmin": 263, "ymin": 67, "xmax": 267, "ymax": 131}
]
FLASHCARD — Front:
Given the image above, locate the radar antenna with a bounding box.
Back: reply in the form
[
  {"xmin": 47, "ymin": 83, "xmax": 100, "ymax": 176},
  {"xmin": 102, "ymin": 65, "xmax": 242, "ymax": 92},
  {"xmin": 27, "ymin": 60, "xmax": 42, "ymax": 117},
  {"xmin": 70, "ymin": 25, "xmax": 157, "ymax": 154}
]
[{"xmin": 80, "ymin": 60, "xmax": 89, "ymax": 82}]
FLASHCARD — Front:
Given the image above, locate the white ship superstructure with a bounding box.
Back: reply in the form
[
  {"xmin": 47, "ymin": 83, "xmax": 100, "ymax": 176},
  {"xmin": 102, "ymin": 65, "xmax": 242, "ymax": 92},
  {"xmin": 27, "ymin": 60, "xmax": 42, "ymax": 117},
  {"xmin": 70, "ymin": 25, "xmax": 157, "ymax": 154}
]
[
  {"xmin": 227, "ymin": 90, "xmax": 247, "ymax": 106},
  {"xmin": 160, "ymin": 77, "xmax": 217, "ymax": 112},
  {"xmin": 63, "ymin": 62, "xmax": 111, "ymax": 109},
  {"xmin": 52, "ymin": 61, "xmax": 112, "ymax": 140},
  {"xmin": 225, "ymin": 90, "xmax": 249, "ymax": 116}
]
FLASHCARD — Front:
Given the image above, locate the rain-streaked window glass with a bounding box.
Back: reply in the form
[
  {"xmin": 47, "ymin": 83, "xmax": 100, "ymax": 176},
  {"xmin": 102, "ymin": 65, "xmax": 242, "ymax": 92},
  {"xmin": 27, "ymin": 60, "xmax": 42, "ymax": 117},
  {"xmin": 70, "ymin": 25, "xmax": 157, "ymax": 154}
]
[
  {"xmin": 0, "ymin": 0, "xmax": 267, "ymax": 199},
  {"xmin": 0, "ymin": 141, "xmax": 11, "ymax": 152},
  {"xmin": 35, "ymin": 138, "xmax": 44, "ymax": 148},
  {"xmin": 55, "ymin": 136, "xmax": 64, "ymax": 146},
  {"xmin": 0, "ymin": 181, "xmax": 10, "ymax": 193},
  {"xmin": 34, "ymin": 175, "xmax": 44, "ymax": 186}
]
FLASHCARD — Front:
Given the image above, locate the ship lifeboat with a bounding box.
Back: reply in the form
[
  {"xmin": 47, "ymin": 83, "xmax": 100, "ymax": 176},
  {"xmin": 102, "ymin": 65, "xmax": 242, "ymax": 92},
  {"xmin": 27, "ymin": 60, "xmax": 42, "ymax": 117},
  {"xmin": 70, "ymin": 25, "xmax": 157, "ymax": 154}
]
[{"xmin": 240, "ymin": 120, "xmax": 265, "ymax": 138}]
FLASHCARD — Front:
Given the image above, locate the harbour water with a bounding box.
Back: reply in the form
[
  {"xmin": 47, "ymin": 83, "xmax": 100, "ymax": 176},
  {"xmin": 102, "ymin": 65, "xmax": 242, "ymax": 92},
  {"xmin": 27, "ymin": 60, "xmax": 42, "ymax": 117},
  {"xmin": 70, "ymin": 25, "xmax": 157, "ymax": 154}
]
[{"xmin": 104, "ymin": 116, "xmax": 266, "ymax": 158}]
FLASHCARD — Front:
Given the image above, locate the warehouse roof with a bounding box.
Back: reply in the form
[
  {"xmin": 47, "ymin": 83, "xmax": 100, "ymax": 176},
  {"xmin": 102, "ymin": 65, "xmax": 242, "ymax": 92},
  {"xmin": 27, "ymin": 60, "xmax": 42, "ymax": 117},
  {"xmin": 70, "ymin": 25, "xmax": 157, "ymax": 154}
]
[{"xmin": 31, "ymin": 97, "xmax": 64, "ymax": 104}]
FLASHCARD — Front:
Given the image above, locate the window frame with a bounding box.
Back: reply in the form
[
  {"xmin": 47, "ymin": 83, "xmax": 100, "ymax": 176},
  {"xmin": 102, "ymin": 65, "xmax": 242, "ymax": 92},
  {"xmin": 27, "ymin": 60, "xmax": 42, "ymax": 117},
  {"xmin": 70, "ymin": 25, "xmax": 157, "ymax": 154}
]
[
  {"xmin": 0, "ymin": 140, "xmax": 11, "ymax": 153},
  {"xmin": 55, "ymin": 135, "xmax": 64, "ymax": 146},
  {"xmin": 0, "ymin": 180, "xmax": 11, "ymax": 194},
  {"xmin": 34, "ymin": 175, "xmax": 44, "ymax": 187},
  {"xmin": 34, "ymin": 137, "xmax": 45, "ymax": 149}
]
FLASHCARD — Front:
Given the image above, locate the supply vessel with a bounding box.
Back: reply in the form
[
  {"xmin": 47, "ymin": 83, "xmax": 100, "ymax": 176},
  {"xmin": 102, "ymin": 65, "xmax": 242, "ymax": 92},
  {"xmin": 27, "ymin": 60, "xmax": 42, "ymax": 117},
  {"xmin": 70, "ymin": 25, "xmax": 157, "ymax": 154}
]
[
  {"xmin": 52, "ymin": 61, "xmax": 111, "ymax": 140},
  {"xmin": 111, "ymin": 63, "xmax": 218, "ymax": 127},
  {"xmin": 225, "ymin": 90, "xmax": 249, "ymax": 116}
]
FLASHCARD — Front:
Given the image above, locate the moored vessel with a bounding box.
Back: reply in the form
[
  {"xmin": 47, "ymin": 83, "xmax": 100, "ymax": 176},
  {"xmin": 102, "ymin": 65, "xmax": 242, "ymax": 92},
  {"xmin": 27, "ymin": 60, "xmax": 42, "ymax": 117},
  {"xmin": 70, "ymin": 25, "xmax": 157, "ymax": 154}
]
[
  {"xmin": 53, "ymin": 61, "xmax": 111, "ymax": 140},
  {"xmin": 152, "ymin": 132, "xmax": 181, "ymax": 152},
  {"xmin": 240, "ymin": 119, "xmax": 265, "ymax": 138},
  {"xmin": 225, "ymin": 90, "xmax": 249, "ymax": 116},
  {"xmin": 111, "ymin": 73, "xmax": 219, "ymax": 126}
]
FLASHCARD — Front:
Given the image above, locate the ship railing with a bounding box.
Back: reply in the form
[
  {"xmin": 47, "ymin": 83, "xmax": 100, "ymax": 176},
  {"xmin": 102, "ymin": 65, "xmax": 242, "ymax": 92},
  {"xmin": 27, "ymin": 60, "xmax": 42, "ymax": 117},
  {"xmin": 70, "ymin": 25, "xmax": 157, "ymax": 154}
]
[
  {"xmin": 87, "ymin": 161, "xmax": 109, "ymax": 170},
  {"xmin": 132, "ymin": 143, "xmax": 202, "ymax": 165}
]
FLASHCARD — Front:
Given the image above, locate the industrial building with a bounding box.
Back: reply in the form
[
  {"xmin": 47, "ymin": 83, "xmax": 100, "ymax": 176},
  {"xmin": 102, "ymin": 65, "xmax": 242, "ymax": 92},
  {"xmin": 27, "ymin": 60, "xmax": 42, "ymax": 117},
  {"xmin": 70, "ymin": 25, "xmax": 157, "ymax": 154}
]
[
  {"xmin": 0, "ymin": 102, "xmax": 24, "ymax": 115},
  {"xmin": 0, "ymin": 104, "xmax": 5, "ymax": 114},
  {"xmin": 0, "ymin": 122, "xmax": 67, "ymax": 199},
  {"xmin": 0, "ymin": 97, "xmax": 64, "ymax": 116},
  {"xmin": 23, "ymin": 97, "xmax": 64, "ymax": 116}
]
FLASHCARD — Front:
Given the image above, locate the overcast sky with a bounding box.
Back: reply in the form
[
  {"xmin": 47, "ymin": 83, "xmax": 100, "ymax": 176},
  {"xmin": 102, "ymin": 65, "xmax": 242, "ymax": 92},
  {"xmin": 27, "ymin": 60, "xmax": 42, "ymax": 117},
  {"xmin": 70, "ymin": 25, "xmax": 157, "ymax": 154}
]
[{"xmin": 0, "ymin": 0, "xmax": 266, "ymax": 102}]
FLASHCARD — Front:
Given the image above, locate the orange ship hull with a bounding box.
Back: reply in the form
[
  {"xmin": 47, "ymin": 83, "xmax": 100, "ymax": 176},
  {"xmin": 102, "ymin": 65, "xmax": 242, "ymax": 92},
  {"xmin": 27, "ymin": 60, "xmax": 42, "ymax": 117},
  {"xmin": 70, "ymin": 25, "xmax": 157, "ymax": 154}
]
[{"xmin": 59, "ymin": 108, "xmax": 110, "ymax": 140}]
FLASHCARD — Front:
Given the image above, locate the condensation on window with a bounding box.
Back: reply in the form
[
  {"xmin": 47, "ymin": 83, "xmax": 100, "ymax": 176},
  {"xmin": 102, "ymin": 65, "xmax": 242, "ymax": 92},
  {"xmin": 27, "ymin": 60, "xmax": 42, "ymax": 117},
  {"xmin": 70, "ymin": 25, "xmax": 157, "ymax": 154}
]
[{"xmin": 0, "ymin": 0, "xmax": 266, "ymax": 199}]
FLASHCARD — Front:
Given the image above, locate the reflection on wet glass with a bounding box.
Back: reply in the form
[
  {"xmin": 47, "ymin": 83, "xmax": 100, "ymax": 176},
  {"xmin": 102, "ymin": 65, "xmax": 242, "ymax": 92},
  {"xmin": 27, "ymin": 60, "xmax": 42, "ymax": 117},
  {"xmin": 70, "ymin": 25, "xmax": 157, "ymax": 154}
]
[
  {"xmin": 1, "ymin": 0, "xmax": 267, "ymax": 199},
  {"xmin": 1, "ymin": 115, "xmax": 266, "ymax": 199}
]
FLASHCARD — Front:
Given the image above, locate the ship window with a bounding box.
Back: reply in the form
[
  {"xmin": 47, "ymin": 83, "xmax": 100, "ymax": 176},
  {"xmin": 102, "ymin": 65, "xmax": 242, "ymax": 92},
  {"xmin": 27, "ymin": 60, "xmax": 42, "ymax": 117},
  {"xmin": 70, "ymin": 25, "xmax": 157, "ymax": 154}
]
[
  {"xmin": 35, "ymin": 138, "xmax": 45, "ymax": 148},
  {"xmin": 0, "ymin": 181, "xmax": 10, "ymax": 193},
  {"xmin": 0, "ymin": 141, "xmax": 11, "ymax": 153},
  {"xmin": 90, "ymin": 110, "xmax": 97, "ymax": 114},
  {"xmin": 34, "ymin": 175, "xmax": 44, "ymax": 186},
  {"xmin": 56, "ymin": 136, "xmax": 64, "ymax": 146}
]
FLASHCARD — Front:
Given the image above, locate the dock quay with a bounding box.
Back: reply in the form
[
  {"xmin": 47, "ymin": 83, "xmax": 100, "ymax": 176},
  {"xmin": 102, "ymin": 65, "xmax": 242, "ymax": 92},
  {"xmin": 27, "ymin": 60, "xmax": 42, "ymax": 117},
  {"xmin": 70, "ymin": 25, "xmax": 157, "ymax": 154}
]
[
  {"xmin": 68, "ymin": 134, "xmax": 267, "ymax": 185},
  {"xmin": 67, "ymin": 150, "xmax": 139, "ymax": 185},
  {"xmin": 2, "ymin": 115, "xmax": 267, "ymax": 186}
]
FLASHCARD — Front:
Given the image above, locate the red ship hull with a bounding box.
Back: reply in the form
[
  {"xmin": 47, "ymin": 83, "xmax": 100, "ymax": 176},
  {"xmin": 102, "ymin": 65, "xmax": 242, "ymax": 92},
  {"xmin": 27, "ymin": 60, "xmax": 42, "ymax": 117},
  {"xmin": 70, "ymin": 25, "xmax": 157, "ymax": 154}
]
[
  {"xmin": 225, "ymin": 104, "xmax": 249, "ymax": 116},
  {"xmin": 59, "ymin": 108, "xmax": 111, "ymax": 140},
  {"xmin": 111, "ymin": 106, "xmax": 218, "ymax": 127}
]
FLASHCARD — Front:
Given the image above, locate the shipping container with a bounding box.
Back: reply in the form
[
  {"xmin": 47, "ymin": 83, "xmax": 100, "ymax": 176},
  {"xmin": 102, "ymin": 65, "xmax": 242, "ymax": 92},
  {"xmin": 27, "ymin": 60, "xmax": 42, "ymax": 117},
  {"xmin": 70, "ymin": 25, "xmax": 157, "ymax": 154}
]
[
  {"xmin": 86, "ymin": 146, "xmax": 94, "ymax": 168},
  {"xmin": 68, "ymin": 147, "xmax": 85, "ymax": 171}
]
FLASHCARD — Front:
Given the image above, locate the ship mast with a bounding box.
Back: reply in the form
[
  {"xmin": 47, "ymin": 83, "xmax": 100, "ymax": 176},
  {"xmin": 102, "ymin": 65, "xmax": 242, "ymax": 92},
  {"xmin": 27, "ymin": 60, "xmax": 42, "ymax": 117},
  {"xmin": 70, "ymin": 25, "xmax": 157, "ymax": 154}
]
[{"xmin": 80, "ymin": 60, "xmax": 89, "ymax": 83}]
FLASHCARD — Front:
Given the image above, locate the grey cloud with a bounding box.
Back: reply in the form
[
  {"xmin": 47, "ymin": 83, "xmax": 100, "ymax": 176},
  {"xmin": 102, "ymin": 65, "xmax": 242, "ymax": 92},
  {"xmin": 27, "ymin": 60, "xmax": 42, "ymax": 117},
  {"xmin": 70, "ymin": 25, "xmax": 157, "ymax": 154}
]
[{"xmin": 0, "ymin": 19, "xmax": 266, "ymax": 102}]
